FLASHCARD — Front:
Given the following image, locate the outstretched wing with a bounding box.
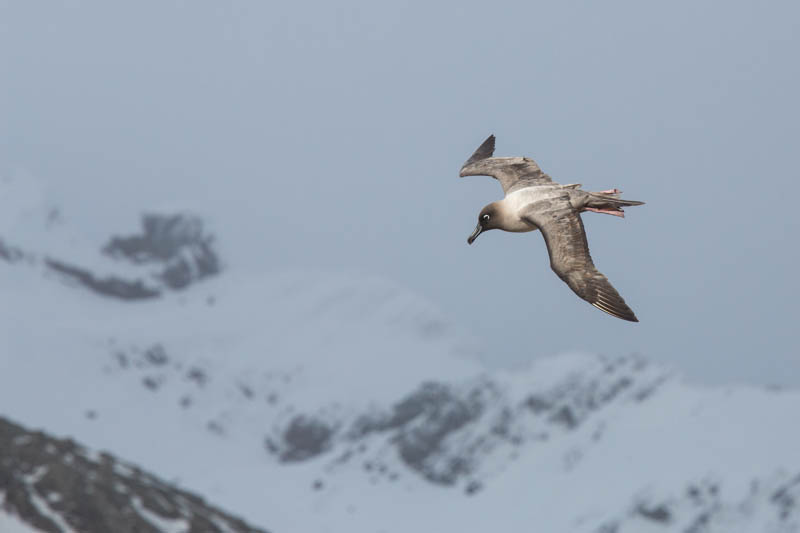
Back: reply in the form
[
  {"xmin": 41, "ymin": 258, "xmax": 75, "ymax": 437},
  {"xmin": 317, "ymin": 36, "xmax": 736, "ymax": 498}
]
[
  {"xmin": 460, "ymin": 135, "xmax": 552, "ymax": 194},
  {"xmin": 521, "ymin": 196, "xmax": 638, "ymax": 322}
]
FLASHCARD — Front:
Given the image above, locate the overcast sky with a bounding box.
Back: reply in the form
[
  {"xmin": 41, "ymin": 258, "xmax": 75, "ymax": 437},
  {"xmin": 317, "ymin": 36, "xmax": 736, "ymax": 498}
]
[{"xmin": 2, "ymin": 0, "xmax": 798, "ymax": 386}]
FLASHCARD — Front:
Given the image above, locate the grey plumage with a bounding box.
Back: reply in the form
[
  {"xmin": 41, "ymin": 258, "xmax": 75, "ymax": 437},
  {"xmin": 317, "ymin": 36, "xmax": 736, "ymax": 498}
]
[
  {"xmin": 460, "ymin": 136, "xmax": 552, "ymax": 193},
  {"xmin": 460, "ymin": 135, "xmax": 643, "ymax": 322}
]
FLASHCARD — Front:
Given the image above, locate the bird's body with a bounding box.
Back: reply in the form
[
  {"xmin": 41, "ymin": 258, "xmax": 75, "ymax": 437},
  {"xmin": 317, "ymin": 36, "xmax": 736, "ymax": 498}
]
[
  {"xmin": 460, "ymin": 135, "xmax": 644, "ymax": 322},
  {"xmin": 492, "ymin": 186, "xmax": 562, "ymax": 232}
]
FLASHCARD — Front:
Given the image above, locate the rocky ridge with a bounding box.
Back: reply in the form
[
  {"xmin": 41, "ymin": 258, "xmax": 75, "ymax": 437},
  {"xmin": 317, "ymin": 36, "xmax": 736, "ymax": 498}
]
[
  {"xmin": 2, "ymin": 212, "xmax": 220, "ymax": 300},
  {"xmin": 0, "ymin": 415, "xmax": 269, "ymax": 533},
  {"xmin": 597, "ymin": 473, "xmax": 800, "ymax": 532}
]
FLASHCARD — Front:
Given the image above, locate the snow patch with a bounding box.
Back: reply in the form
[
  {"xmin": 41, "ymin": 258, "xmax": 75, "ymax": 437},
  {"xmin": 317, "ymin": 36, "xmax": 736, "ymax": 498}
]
[{"xmin": 131, "ymin": 496, "xmax": 190, "ymax": 533}]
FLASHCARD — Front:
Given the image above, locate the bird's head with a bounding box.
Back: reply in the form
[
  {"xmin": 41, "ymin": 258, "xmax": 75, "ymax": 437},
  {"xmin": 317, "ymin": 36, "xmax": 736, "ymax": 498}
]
[{"xmin": 467, "ymin": 203, "xmax": 501, "ymax": 245}]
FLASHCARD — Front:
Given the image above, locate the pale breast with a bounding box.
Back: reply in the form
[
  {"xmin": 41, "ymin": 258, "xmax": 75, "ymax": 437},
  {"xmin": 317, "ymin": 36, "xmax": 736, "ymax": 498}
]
[{"xmin": 500, "ymin": 186, "xmax": 563, "ymax": 232}]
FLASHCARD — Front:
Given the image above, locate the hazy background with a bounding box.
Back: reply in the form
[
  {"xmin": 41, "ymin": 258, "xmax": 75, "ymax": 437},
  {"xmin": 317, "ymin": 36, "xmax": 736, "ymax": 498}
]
[{"xmin": 2, "ymin": 0, "xmax": 798, "ymax": 386}]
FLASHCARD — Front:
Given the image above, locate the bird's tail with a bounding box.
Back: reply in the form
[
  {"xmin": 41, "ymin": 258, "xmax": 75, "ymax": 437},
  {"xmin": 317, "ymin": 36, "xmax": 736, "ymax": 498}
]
[{"xmin": 584, "ymin": 189, "xmax": 644, "ymax": 218}]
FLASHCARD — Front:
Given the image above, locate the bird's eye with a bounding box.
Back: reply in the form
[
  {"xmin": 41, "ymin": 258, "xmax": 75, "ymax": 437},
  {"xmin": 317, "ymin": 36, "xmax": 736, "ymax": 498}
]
[{"xmin": 482, "ymin": 214, "xmax": 490, "ymax": 221}]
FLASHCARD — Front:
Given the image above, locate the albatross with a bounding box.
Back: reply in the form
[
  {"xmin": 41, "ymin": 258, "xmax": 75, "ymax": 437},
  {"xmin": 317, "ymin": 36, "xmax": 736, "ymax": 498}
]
[{"xmin": 460, "ymin": 135, "xmax": 644, "ymax": 322}]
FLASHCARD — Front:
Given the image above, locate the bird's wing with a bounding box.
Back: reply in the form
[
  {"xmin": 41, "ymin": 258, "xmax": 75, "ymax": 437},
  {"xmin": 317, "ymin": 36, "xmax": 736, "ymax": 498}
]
[
  {"xmin": 487, "ymin": 158, "xmax": 553, "ymax": 194},
  {"xmin": 521, "ymin": 196, "xmax": 638, "ymax": 322},
  {"xmin": 460, "ymin": 135, "xmax": 552, "ymax": 194}
]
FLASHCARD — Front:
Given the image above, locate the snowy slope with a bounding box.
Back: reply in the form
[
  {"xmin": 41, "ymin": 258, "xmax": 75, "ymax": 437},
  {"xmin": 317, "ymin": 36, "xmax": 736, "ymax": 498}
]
[
  {"xmin": 0, "ymin": 415, "xmax": 269, "ymax": 533},
  {"xmin": 2, "ymin": 173, "xmax": 800, "ymax": 533},
  {"xmin": 0, "ymin": 510, "xmax": 39, "ymax": 533}
]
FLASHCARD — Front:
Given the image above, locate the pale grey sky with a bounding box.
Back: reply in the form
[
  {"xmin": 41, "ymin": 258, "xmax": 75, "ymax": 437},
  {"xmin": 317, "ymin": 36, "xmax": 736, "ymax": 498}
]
[{"xmin": 2, "ymin": 0, "xmax": 798, "ymax": 385}]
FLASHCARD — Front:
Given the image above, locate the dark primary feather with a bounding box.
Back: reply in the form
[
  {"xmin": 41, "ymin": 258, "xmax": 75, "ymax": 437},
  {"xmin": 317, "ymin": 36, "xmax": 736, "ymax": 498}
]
[
  {"xmin": 521, "ymin": 197, "xmax": 638, "ymax": 322},
  {"xmin": 462, "ymin": 134, "xmax": 496, "ymax": 167}
]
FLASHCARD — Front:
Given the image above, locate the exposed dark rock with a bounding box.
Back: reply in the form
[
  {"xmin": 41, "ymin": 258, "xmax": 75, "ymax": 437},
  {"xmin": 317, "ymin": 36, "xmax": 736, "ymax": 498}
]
[
  {"xmin": 143, "ymin": 344, "xmax": 169, "ymax": 366},
  {"xmin": 490, "ymin": 408, "xmax": 512, "ymax": 437},
  {"xmin": 595, "ymin": 522, "xmax": 619, "ymax": 533},
  {"xmin": 465, "ymin": 480, "xmax": 483, "ymax": 495},
  {"xmin": 595, "ymin": 377, "xmax": 633, "ymax": 406},
  {"xmin": 239, "ymin": 383, "xmax": 254, "ymax": 400},
  {"xmin": 771, "ymin": 473, "xmax": 800, "ymax": 521},
  {"xmin": 524, "ymin": 394, "xmax": 552, "ymax": 413},
  {"xmin": 42, "ymin": 213, "xmax": 220, "ymax": 300},
  {"xmin": 207, "ymin": 420, "xmax": 225, "ymax": 436},
  {"xmin": 187, "ymin": 367, "xmax": 208, "ymax": 386},
  {"xmin": 634, "ymin": 375, "xmax": 667, "ymax": 402},
  {"xmin": 45, "ymin": 258, "xmax": 161, "ymax": 300},
  {"xmin": 103, "ymin": 213, "xmax": 220, "ymax": 290},
  {"xmin": 105, "ymin": 214, "xmax": 206, "ymax": 262},
  {"xmin": 685, "ymin": 511, "xmax": 711, "ymax": 533},
  {"xmin": 394, "ymin": 386, "xmax": 480, "ymax": 484},
  {"xmin": 280, "ymin": 415, "xmax": 334, "ymax": 462},
  {"xmin": 0, "ymin": 415, "xmax": 269, "ymax": 533},
  {"xmin": 0, "ymin": 238, "xmax": 24, "ymax": 263},
  {"xmin": 114, "ymin": 351, "xmax": 129, "ymax": 368},
  {"xmin": 354, "ymin": 382, "xmax": 483, "ymax": 437},
  {"xmin": 635, "ymin": 502, "xmax": 671, "ymax": 523},
  {"xmin": 348, "ymin": 381, "xmax": 486, "ymax": 485},
  {"xmin": 263, "ymin": 437, "xmax": 280, "ymax": 455},
  {"xmin": 141, "ymin": 376, "xmax": 161, "ymax": 391},
  {"xmin": 523, "ymin": 356, "xmax": 651, "ymax": 433},
  {"xmin": 549, "ymin": 405, "xmax": 578, "ymax": 429}
]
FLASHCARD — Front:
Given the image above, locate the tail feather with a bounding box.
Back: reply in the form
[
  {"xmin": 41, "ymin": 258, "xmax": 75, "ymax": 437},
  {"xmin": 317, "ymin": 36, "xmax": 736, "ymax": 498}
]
[
  {"xmin": 588, "ymin": 191, "xmax": 645, "ymax": 208},
  {"xmin": 580, "ymin": 191, "xmax": 645, "ymax": 218}
]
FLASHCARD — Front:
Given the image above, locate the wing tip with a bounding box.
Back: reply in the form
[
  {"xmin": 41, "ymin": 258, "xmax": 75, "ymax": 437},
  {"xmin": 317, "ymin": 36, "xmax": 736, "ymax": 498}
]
[
  {"xmin": 591, "ymin": 302, "xmax": 639, "ymax": 322},
  {"xmin": 461, "ymin": 134, "xmax": 496, "ymax": 171}
]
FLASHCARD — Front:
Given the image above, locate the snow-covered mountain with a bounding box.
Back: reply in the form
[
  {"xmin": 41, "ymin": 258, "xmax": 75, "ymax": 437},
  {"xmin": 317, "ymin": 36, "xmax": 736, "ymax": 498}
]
[
  {"xmin": 0, "ymin": 415, "xmax": 269, "ymax": 533},
  {"xmin": 2, "ymin": 173, "xmax": 799, "ymax": 532}
]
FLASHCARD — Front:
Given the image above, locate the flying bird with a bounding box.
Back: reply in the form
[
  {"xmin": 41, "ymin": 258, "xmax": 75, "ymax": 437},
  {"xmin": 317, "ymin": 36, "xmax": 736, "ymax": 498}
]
[{"xmin": 460, "ymin": 135, "xmax": 644, "ymax": 322}]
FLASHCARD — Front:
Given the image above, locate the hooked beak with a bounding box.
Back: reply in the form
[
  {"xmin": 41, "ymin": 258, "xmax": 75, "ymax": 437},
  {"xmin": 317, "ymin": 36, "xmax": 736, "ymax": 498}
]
[{"xmin": 467, "ymin": 224, "xmax": 482, "ymax": 245}]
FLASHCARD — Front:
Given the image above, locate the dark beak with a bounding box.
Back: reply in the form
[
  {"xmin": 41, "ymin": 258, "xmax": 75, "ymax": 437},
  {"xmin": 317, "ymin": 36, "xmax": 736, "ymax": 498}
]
[{"xmin": 467, "ymin": 224, "xmax": 482, "ymax": 245}]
